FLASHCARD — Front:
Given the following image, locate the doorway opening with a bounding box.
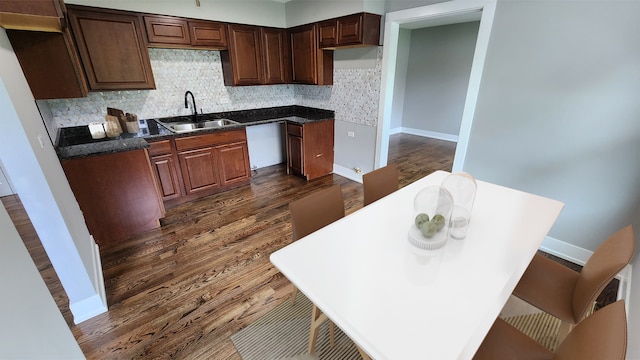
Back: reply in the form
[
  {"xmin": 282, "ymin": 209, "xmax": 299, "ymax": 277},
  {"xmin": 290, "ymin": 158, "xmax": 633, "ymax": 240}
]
[{"xmin": 375, "ymin": 1, "xmax": 497, "ymax": 171}]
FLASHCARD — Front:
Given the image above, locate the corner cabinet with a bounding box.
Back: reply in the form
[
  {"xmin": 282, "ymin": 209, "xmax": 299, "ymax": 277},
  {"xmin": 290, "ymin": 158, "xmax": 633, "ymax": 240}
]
[
  {"xmin": 286, "ymin": 120, "xmax": 334, "ymax": 180},
  {"xmin": 148, "ymin": 128, "xmax": 251, "ymax": 208},
  {"xmin": 67, "ymin": 5, "xmax": 155, "ymax": 90},
  {"xmin": 288, "ymin": 24, "xmax": 333, "ymax": 85},
  {"xmin": 222, "ymin": 24, "xmax": 288, "ymax": 86}
]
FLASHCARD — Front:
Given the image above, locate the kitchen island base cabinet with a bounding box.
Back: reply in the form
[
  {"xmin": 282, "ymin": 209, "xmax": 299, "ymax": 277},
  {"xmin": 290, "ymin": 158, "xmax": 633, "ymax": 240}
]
[
  {"xmin": 149, "ymin": 128, "xmax": 251, "ymax": 208},
  {"xmin": 286, "ymin": 120, "xmax": 334, "ymax": 180},
  {"xmin": 62, "ymin": 148, "xmax": 165, "ymax": 247}
]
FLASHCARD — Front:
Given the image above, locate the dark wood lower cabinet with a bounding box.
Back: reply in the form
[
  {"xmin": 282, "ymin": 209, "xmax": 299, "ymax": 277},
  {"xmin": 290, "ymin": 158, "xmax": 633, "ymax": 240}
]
[
  {"xmin": 217, "ymin": 142, "xmax": 251, "ymax": 186},
  {"xmin": 287, "ymin": 131, "xmax": 304, "ymax": 177},
  {"xmin": 148, "ymin": 128, "xmax": 251, "ymax": 208},
  {"xmin": 286, "ymin": 119, "xmax": 334, "ymax": 180},
  {"xmin": 178, "ymin": 147, "xmax": 220, "ymax": 194},
  {"xmin": 149, "ymin": 153, "xmax": 183, "ymax": 201},
  {"xmin": 62, "ymin": 148, "xmax": 165, "ymax": 246}
]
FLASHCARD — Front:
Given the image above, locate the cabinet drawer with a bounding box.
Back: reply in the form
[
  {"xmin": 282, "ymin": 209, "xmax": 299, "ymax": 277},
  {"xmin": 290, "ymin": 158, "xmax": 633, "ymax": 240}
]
[
  {"xmin": 287, "ymin": 123, "xmax": 303, "ymax": 137},
  {"xmin": 148, "ymin": 139, "xmax": 173, "ymax": 156},
  {"xmin": 175, "ymin": 129, "xmax": 247, "ymax": 152}
]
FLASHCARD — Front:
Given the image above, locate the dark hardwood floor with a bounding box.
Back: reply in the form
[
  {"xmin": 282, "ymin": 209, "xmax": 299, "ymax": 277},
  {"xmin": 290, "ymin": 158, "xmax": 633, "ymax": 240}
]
[{"xmin": 2, "ymin": 134, "xmax": 456, "ymax": 359}]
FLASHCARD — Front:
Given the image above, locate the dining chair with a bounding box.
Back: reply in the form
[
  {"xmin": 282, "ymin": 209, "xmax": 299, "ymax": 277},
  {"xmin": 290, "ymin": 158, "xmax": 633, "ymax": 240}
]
[
  {"xmin": 287, "ymin": 185, "xmax": 343, "ymax": 350},
  {"xmin": 362, "ymin": 163, "xmax": 399, "ymax": 206},
  {"xmin": 288, "ymin": 184, "xmax": 345, "ymax": 306},
  {"xmin": 473, "ymin": 299, "xmax": 627, "ymax": 360},
  {"xmin": 287, "ymin": 185, "xmax": 372, "ymax": 359},
  {"xmin": 513, "ymin": 224, "xmax": 635, "ymax": 341}
]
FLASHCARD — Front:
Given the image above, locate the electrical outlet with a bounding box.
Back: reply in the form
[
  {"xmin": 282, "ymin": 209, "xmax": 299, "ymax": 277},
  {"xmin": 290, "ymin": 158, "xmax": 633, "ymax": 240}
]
[{"xmin": 347, "ymin": 131, "xmax": 355, "ymax": 138}]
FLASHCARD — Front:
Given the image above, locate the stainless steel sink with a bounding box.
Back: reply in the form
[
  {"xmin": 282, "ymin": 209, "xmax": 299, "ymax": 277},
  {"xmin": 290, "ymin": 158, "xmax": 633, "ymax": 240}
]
[{"xmin": 157, "ymin": 119, "xmax": 240, "ymax": 133}]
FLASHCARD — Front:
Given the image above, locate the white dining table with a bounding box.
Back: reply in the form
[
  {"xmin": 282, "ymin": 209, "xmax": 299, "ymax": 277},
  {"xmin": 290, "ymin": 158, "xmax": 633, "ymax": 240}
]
[{"xmin": 270, "ymin": 170, "xmax": 564, "ymax": 359}]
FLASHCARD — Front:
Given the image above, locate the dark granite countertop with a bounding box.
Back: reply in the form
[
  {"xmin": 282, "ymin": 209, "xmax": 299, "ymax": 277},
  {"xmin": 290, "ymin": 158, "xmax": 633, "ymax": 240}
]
[{"xmin": 56, "ymin": 106, "xmax": 334, "ymax": 160}]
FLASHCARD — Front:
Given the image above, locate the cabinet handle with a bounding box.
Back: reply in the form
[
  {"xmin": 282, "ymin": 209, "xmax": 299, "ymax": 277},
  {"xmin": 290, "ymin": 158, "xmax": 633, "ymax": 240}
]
[{"xmin": 316, "ymin": 153, "xmax": 323, "ymax": 157}]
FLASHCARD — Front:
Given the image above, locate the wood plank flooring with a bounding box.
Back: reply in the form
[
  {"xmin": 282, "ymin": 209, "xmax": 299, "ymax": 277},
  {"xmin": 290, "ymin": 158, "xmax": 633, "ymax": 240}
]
[{"xmin": 2, "ymin": 134, "xmax": 455, "ymax": 359}]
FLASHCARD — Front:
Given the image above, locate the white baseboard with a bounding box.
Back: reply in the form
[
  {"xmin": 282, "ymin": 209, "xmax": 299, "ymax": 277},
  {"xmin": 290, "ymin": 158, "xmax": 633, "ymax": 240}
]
[
  {"xmin": 540, "ymin": 236, "xmax": 592, "ymax": 266},
  {"xmin": 333, "ymin": 164, "xmax": 363, "ymax": 183},
  {"xmin": 541, "ymin": 235, "xmax": 632, "ymax": 311},
  {"xmin": 390, "ymin": 127, "xmax": 459, "ymax": 142},
  {"xmin": 68, "ymin": 237, "xmax": 108, "ymax": 324},
  {"xmin": 69, "ymin": 294, "xmax": 108, "ymax": 324}
]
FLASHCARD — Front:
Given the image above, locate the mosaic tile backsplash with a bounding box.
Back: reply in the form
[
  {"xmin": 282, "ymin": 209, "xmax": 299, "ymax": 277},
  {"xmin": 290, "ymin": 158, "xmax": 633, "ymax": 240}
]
[{"xmin": 46, "ymin": 47, "xmax": 382, "ymax": 129}]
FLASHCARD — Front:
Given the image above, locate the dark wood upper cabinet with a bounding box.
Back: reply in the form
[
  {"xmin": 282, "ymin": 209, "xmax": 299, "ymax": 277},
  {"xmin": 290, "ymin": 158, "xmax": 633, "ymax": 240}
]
[
  {"xmin": 7, "ymin": 25, "xmax": 89, "ymax": 99},
  {"xmin": 261, "ymin": 27, "xmax": 288, "ymax": 84},
  {"xmin": 222, "ymin": 24, "xmax": 287, "ymax": 86},
  {"xmin": 0, "ymin": 0, "xmax": 64, "ymax": 32},
  {"xmin": 319, "ymin": 13, "xmax": 381, "ymax": 49},
  {"xmin": 222, "ymin": 24, "xmax": 264, "ymax": 86},
  {"xmin": 289, "ymin": 23, "xmax": 333, "ymax": 85},
  {"xmin": 4, "ymin": 0, "xmax": 89, "ymax": 99},
  {"xmin": 68, "ymin": 5, "xmax": 155, "ymax": 91},
  {"xmin": 188, "ymin": 20, "xmax": 227, "ymax": 48},
  {"xmin": 318, "ymin": 20, "xmax": 338, "ymax": 48},
  {"xmin": 144, "ymin": 15, "xmax": 227, "ymax": 49},
  {"xmin": 144, "ymin": 15, "xmax": 191, "ymax": 46}
]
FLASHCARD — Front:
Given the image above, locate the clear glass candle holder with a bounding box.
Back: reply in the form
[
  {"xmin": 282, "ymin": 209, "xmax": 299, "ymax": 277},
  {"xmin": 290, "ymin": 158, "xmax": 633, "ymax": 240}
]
[{"xmin": 408, "ymin": 186, "xmax": 453, "ymax": 250}]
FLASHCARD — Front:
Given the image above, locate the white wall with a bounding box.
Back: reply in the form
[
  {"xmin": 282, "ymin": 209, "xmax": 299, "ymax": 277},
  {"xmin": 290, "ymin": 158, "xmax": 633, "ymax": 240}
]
[
  {"xmin": 285, "ymin": 0, "xmax": 369, "ymax": 27},
  {"xmin": 462, "ymin": 1, "xmax": 640, "ymax": 357},
  {"xmin": 0, "ymin": 204, "xmax": 84, "ymax": 359},
  {"xmin": 402, "ymin": 21, "xmax": 479, "ymax": 136},
  {"xmin": 66, "ymin": 0, "xmax": 286, "ymax": 27},
  {"xmin": 0, "ymin": 29, "xmax": 107, "ymax": 324}
]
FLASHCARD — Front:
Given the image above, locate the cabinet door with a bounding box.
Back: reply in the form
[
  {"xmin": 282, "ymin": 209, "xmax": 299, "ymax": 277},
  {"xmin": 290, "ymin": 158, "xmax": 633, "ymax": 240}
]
[
  {"xmin": 189, "ymin": 20, "xmax": 227, "ymax": 48},
  {"xmin": 150, "ymin": 153, "xmax": 183, "ymax": 201},
  {"xmin": 289, "ymin": 24, "xmax": 333, "ymax": 85},
  {"xmin": 68, "ymin": 5, "xmax": 155, "ymax": 90},
  {"xmin": 289, "ymin": 24, "xmax": 316, "ymax": 84},
  {"xmin": 318, "ymin": 20, "xmax": 338, "ymax": 48},
  {"xmin": 337, "ymin": 13, "xmax": 363, "ymax": 45},
  {"xmin": 287, "ymin": 135, "xmax": 303, "ymax": 176},
  {"xmin": 223, "ymin": 24, "xmax": 263, "ymax": 86},
  {"xmin": 302, "ymin": 120, "xmax": 334, "ymax": 180},
  {"xmin": 144, "ymin": 15, "xmax": 190, "ymax": 46},
  {"xmin": 178, "ymin": 147, "xmax": 220, "ymax": 195},
  {"xmin": 216, "ymin": 141, "xmax": 251, "ymax": 186},
  {"xmin": 261, "ymin": 27, "xmax": 287, "ymax": 85}
]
